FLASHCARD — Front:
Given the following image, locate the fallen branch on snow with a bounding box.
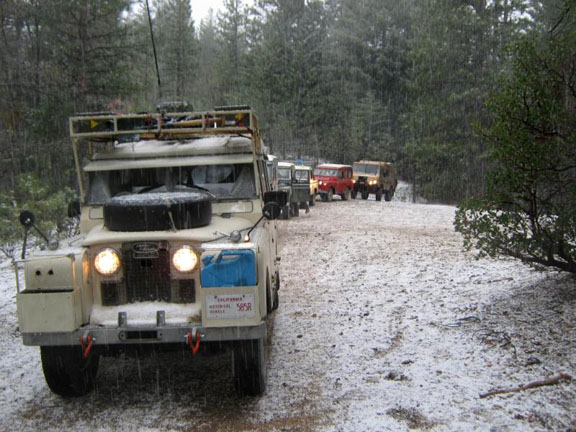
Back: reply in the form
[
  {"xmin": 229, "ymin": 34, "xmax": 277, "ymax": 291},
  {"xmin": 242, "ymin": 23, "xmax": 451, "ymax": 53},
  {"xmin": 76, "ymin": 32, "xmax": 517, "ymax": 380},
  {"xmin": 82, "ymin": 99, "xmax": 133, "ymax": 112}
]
[{"xmin": 479, "ymin": 373, "xmax": 572, "ymax": 399}]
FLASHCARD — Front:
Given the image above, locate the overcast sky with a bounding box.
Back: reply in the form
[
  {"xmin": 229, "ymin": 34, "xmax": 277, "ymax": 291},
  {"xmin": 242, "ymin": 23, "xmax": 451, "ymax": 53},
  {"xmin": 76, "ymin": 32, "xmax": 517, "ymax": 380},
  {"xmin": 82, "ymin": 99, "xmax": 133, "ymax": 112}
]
[{"xmin": 190, "ymin": 0, "xmax": 225, "ymax": 23}]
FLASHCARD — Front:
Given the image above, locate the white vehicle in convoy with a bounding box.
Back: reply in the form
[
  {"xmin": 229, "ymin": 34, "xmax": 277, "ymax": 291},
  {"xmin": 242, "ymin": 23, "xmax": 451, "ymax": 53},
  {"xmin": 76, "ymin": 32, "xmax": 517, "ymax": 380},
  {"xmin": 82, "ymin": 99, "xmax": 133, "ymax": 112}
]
[{"xmin": 15, "ymin": 107, "xmax": 286, "ymax": 397}]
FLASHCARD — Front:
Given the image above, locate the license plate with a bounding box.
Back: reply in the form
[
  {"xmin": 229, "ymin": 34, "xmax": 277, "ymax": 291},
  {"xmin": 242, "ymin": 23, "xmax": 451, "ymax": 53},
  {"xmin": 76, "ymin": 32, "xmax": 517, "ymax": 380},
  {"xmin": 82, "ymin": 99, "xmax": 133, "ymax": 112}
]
[{"xmin": 205, "ymin": 294, "xmax": 255, "ymax": 319}]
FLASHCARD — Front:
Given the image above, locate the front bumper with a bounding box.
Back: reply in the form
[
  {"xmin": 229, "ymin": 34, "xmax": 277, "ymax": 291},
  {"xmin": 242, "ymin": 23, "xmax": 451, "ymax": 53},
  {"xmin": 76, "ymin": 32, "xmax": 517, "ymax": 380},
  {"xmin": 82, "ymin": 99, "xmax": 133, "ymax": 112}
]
[
  {"xmin": 21, "ymin": 321, "xmax": 267, "ymax": 346},
  {"xmin": 354, "ymin": 183, "xmax": 379, "ymax": 193}
]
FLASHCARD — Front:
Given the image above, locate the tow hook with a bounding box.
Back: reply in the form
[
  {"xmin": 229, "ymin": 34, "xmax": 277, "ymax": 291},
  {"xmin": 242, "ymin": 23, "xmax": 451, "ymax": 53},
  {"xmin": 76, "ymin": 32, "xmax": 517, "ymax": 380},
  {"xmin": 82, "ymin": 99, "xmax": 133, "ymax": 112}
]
[
  {"xmin": 186, "ymin": 329, "xmax": 202, "ymax": 355},
  {"xmin": 80, "ymin": 332, "xmax": 93, "ymax": 359}
]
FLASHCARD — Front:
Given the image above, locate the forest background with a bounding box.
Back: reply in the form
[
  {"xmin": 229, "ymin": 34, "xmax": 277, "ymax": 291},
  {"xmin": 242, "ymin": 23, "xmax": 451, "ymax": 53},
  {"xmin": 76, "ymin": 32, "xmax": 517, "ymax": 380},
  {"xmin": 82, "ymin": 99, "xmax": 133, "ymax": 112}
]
[{"xmin": 0, "ymin": 0, "xmax": 573, "ymax": 257}]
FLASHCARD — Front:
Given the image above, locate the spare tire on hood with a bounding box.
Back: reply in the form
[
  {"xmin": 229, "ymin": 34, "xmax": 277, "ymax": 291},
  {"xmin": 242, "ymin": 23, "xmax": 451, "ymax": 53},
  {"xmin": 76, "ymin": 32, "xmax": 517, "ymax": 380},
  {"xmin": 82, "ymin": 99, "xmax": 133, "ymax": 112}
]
[{"xmin": 103, "ymin": 191, "xmax": 213, "ymax": 232}]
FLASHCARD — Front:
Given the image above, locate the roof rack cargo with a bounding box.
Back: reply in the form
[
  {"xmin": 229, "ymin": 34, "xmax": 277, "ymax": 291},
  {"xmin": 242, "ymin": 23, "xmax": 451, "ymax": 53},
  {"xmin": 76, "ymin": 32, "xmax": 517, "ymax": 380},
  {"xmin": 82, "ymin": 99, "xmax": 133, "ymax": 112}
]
[{"xmin": 69, "ymin": 108, "xmax": 260, "ymax": 143}]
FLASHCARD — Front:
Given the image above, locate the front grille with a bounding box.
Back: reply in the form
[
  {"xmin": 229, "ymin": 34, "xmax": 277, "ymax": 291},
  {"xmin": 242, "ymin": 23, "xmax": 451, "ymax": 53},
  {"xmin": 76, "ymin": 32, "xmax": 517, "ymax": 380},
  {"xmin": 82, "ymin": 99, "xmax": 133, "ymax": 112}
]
[
  {"xmin": 179, "ymin": 280, "xmax": 196, "ymax": 303},
  {"xmin": 101, "ymin": 281, "xmax": 121, "ymax": 306},
  {"xmin": 98, "ymin": 242, "xmax": 198, "ymax": 305},
  {"xmin": 123, "ymin": 242, "xmax": 171, "ymax": 303}
]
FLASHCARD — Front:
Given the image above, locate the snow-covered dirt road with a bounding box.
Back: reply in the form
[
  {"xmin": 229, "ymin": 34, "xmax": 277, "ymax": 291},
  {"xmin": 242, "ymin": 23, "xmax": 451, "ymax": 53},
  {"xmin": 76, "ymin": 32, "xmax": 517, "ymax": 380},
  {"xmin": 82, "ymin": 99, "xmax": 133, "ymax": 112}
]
[{"xmin": 1, "ymin": 194, "xmax": 574, "ymax": 431}]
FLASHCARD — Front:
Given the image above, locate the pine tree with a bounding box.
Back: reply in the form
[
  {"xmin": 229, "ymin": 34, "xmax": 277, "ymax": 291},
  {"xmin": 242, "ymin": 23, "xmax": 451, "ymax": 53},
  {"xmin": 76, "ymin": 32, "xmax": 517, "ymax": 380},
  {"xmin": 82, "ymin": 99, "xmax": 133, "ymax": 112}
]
[
  {"xmin": 154, "ymin": 0, "xmax": 197, "ymax": 102},
  {"xmin": 403, "ymin": 0, "xmax": 527, "ymax": 202}
]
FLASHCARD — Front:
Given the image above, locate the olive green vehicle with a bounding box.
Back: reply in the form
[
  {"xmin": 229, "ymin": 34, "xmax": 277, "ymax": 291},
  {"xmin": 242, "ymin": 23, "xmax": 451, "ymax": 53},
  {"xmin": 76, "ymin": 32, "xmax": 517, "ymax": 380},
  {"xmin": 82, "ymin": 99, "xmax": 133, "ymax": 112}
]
[
  {"xmin": 277, "ymin": 162, "xmax": 310, "ymax": 218},
  {"xmin": 14, "ymin": 108, "xmax": 286, "ymax": 397},
  {"xmin": 294, "ymin": 165, "xmax": 316, "ymax": 207},
  {"xmin": 352, "ymin": 160, "xmax": 397, "ymax": 201}
]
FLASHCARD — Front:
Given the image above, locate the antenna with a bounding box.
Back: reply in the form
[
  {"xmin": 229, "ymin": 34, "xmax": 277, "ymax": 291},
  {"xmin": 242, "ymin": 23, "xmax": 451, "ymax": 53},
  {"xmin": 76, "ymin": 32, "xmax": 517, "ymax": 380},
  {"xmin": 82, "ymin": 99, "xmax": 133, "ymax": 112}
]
[{"xmin": 145, "ymin": 0, "xmax": 162, "ymax": 101}]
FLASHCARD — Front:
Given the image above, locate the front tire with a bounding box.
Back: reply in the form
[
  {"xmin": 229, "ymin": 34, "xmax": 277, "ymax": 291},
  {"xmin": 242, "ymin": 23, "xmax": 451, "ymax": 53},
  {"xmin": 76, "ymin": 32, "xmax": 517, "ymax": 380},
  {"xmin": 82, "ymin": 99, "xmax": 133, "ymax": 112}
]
[
  {"xmin": 233, "ymin": 338, "xmax": 267, "ymax": 396},
  {"xmin": 341, "ymin": 188, "xmax": 350, "ymax": 201},
  {"xmin": 40, "ymin": 346, "xmax": 100, "ymax": 397}
]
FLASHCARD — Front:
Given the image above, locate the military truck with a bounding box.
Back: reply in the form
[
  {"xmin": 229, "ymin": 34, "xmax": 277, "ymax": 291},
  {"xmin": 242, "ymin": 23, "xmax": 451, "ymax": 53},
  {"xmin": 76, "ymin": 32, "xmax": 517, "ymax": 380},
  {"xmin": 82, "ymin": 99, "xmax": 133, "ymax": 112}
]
[
  {"xmin": 352, "ymin": 160, "xmax": 397, "ymax": 201},
  {"xmin": 295, "ymin": 165, "xmax": 317, "ymax": 207},
  {"xmin": 277, "ymin": 162, "xmax": 309, "ymax": 218},
  {"xmin": 14, "ymin": 107, "xmax": 285, "ymax": 397},
  {"xmin": 266, "ymin": 154, "xmax": 278, "ymax": 191}
]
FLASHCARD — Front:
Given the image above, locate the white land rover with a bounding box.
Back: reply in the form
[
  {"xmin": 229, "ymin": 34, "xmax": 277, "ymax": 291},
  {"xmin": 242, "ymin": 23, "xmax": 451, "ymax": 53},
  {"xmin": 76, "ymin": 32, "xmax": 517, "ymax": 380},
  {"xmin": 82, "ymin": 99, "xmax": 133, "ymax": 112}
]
[{"xmin": 15, "ymin": 107, "xmax": 286, "ymax": 397}]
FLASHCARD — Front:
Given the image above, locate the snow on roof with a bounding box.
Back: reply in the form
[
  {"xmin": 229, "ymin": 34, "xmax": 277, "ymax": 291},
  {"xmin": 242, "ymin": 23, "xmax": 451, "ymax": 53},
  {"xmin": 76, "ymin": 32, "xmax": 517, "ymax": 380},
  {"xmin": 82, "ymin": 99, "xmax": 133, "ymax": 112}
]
[
  {"xmin": 315, "ymin": 163, "xmax": 351, "ymax": 169},
  {"xmin": 354, "ymin": 160, "xmax": 393, "ymax": 165},
  {"xmin": 92, "ymin": 135, "xmax": 253, "ymax": 161}
]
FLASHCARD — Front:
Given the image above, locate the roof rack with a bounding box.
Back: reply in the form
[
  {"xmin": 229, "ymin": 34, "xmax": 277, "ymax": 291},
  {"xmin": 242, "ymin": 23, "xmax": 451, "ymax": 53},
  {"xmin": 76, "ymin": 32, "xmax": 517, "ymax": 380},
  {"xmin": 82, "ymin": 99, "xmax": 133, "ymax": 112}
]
[
  {"xmin": 69, "ymin": 108, "xmax": 260, "ymax": 144},
  {"xmin": 69, "ymin": 108, "xmax": 263, "ymax": 201}
]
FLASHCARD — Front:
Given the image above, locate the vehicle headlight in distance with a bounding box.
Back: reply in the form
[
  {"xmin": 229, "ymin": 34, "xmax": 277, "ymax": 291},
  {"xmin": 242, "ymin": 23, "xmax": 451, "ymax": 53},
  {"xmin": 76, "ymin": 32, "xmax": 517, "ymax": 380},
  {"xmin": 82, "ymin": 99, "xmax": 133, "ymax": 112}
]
[
  {"xmin": 172, "ymin": 245, "xmax": 199, "ymax": 272},
  {"xmin": 94, "ymin": 248, "xmax": 121, "ymax": 276}
]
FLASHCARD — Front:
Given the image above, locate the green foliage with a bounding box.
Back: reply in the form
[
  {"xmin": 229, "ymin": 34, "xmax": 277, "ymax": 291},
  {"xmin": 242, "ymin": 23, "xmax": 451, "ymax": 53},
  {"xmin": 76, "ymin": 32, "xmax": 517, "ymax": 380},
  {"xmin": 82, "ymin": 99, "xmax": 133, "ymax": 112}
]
[
  {"xmin": 154, "ymin": 0, "xmax": 197, "ymax": 100},
  {"xmin": 455, "ymin": 10, "xmax": 576, "ymax": 273},
  {"xmin": 402, "ymin": 0, "xmax": 525, "ymax": 202},
  {"xmin": 0, "ymin": 174, "xmax": 76, "ymax": 259}
]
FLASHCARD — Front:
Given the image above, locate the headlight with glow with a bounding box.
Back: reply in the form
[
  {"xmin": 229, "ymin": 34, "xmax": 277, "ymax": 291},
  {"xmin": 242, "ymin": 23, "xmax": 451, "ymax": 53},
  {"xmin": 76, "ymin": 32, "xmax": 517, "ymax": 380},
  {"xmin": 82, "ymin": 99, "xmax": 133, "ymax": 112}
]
[
  {"xmin": 172, "ymin": 245, "xmax": 199, "ymax": 272},
  {"xmin": 94, "ymin": 248, "xmax": 121, "ymax": 276}
]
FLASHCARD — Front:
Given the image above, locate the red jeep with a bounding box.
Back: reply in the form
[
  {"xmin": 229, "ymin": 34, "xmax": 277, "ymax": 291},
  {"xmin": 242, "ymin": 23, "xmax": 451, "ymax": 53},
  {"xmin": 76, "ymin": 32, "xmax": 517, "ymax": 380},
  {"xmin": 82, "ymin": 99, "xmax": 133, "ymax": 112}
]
[{"xmin": 313, "ymin": 164, "xmax": 354, "ymax": 201}]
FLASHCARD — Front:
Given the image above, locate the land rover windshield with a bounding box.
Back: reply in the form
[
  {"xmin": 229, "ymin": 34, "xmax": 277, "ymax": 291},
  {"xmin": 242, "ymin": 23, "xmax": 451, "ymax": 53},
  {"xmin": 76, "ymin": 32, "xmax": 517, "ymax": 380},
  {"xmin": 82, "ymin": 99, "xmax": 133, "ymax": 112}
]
[
  {"xmin": 353, "ymin": 164, "xmax": 379, "ymax": 175},
  {"xmin": 294, "ymin": 169, "xmax": 309, "ymax": 184},
  {"xmin": 86, "ymin": 163, "xmax": 256, "ymax": 204},
  {"xmin": 314, "ymin": 168, "xmax": 339, "ymax": 177},
  {"xmin": 277, "ymin": 167, "xmax": 291, "ymax": 185}
]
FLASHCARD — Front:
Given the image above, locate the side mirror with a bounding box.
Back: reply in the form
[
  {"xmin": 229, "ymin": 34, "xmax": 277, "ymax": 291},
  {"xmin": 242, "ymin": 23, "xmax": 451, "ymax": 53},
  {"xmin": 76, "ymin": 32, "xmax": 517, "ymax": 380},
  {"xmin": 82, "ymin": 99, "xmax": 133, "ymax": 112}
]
[
  {"xmin": 262, "ymin": 202, "xmax": 281, "ymax": 220},
  {"xmin": 263, "ymin": 191, "xmax": 287, "ymax": 207},
  {"xmin": 18, "ymin": 210, "xmax": 59, "ymax": 259},
  {"xmin": 19, "ymin": 210, "xmax": 35, "ymax": 228}
]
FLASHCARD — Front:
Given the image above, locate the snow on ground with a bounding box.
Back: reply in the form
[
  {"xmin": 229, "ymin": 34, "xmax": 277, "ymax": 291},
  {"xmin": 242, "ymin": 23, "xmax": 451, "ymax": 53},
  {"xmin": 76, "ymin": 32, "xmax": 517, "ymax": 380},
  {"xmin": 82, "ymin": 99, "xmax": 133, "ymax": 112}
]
[{"xmin": 0, "ymin": 185, "xmax": 574, "ymax": 431}]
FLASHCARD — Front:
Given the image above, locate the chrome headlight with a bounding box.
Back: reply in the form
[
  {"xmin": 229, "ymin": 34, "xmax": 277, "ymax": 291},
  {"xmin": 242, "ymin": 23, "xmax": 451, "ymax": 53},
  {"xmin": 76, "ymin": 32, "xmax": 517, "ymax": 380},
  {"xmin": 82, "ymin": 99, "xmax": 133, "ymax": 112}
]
[
  {"xmin": 172, "ymin": 245, "xmax": 199, "ymax": 272},
  {"xmin": 94, "ymin": 248, "xmax": 121, "ymax": 276}
]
